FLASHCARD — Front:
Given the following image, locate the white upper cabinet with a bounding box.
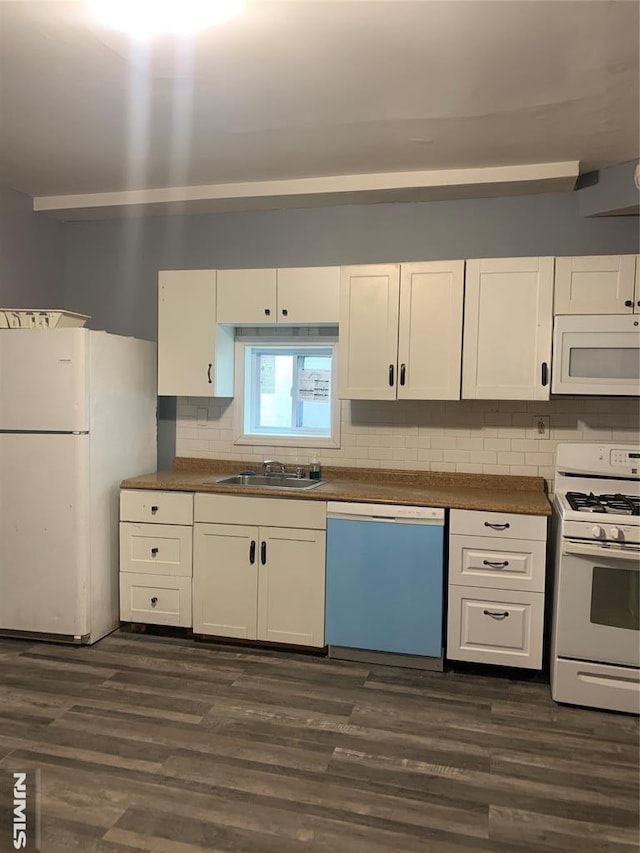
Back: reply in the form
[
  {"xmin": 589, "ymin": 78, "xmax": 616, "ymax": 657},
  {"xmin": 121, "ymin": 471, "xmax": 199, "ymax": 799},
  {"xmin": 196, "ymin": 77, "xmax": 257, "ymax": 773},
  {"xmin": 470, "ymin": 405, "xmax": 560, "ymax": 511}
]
[
  {"xmin": 397, "ymin": 261, "xmax": 464, "ymax": 400},
  {"xmin": 276, "ymin": 267, "xmax": 340, "ymax": 323},
  {"xmin": 158, "ymin": 270, "xmax": 234, "ymax": 397},
  {"xmin": 216, "ymin": 268, "xmax": 277, "ymax": 324},
  {"xmin": 339, "ymin": 261, "xmax": 464, "ymax": 400},
  {"xmin": 216, "ymin": 267, "xmax": 340, "ymax": 325},
  {"xmin": 338, "ymin": 264, "xmax": 401, "ymax": 400},
  {"xmin": 554, "ymin": 255, "xmax": 637, "ymax": 314},
  {"xmin": 462, "ymin": 257, "xmax": 554, "ymax": 400}
]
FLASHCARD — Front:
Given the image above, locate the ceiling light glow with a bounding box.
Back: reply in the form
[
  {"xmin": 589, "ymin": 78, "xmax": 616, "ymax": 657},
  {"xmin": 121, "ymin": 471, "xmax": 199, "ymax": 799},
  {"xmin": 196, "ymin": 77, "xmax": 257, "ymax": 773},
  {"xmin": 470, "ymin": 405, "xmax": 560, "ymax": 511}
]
[{"xmin": 87, "ymin": 0, "xmax": 244, "ymax": 38}]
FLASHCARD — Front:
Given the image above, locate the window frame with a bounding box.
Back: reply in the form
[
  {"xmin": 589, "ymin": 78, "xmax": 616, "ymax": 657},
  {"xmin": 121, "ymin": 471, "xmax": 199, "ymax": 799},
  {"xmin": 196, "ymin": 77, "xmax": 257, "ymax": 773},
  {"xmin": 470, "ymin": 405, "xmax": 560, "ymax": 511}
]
[{"xmin": 233, "ymin": 334, "xmax": 341, "ymax": 449}]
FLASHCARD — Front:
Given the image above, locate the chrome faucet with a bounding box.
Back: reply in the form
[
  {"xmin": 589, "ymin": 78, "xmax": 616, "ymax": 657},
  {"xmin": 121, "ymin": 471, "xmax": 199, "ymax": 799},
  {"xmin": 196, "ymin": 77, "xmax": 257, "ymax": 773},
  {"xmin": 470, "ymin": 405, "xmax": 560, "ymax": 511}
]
[{"xmin": 263, "ymin": 460, "xmax": 286, "ymax": 475}]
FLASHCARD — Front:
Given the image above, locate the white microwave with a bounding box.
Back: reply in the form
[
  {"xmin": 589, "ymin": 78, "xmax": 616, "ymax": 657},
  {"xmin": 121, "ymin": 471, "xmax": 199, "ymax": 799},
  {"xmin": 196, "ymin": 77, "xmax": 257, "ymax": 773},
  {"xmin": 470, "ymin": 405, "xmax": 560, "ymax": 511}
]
[{"xmin": 552, "ymin": 315, "xmax": 640, "ymax": 395}]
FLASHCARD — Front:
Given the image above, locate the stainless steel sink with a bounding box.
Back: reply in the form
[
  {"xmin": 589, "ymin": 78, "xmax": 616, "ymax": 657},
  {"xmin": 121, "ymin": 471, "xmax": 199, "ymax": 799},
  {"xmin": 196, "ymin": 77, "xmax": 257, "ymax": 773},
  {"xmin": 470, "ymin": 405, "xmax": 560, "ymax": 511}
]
[{"xmin": 210, "ymin": 474, "xmax": 326, "ymax": 490}]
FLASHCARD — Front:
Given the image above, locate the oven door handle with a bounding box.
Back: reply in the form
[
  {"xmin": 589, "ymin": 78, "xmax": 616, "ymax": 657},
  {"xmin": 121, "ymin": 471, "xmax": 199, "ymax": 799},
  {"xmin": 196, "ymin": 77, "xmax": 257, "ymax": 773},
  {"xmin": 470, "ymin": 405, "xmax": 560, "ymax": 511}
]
[{"xmin": 563, "ymin": 541, "xmax": 640, "ymax": 564}]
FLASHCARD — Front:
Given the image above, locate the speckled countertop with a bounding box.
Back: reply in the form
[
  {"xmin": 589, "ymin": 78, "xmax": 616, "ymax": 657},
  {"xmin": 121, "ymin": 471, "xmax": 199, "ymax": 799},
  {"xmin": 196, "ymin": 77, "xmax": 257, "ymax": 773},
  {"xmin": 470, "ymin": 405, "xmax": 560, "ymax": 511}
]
[{"xmin": 121, "ymin": 458, "xmax": 551, "ymax": 516}]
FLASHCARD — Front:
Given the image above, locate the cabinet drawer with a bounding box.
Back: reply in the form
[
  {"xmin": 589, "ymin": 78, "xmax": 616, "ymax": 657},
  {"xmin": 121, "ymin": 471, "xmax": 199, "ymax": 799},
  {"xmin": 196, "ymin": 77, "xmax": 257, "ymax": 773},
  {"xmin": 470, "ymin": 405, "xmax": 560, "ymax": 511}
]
[
  {"xmin": 552, "ymin": 658, "xmax": 640, "ymax": 716},
  {"xmin": 120, "ymin": 522, "xmax": 192, "ymax": 577},
  {"xmin": 449, "ymin": 534, "xmax": 546, "ymax": 591},
  {"xmin": 449, "ymin": 509, "xmax": 546, "ymax": 541},
  {"xmin": 447, "ymin": 586, "xmax": 543, "ymax": 669},
  {"xmin": 120, "ymin": 489, "xmax": 194, "ymax": 525},
  {"xmin": 119, "ymin": 573, "xmax": 192, "ymax": 627},
  {"xmin": 195, "ymin": 494, "xmax": 326, "ymax": 530}
]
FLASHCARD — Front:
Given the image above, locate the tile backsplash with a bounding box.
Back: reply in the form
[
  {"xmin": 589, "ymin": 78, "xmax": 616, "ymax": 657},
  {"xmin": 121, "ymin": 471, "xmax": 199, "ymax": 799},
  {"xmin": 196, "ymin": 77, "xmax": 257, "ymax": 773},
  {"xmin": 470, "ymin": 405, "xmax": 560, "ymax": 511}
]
[{"xmin": 176, "ymin": 396, "xmax": 639, "ymax": 493}]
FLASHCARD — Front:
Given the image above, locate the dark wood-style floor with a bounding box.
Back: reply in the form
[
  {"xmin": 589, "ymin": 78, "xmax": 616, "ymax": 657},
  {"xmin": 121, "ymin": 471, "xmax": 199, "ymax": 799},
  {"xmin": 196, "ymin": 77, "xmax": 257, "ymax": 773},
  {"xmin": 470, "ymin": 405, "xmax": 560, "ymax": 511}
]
[{"xmin": 0, "ymin": 630, "xmax": 638, "ymax": 853}]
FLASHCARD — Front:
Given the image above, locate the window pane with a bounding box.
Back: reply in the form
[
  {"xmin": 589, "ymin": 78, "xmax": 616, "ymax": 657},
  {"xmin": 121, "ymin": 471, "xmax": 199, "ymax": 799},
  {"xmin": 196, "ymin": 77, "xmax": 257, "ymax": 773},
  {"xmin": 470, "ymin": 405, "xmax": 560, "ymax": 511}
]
[
  {"xmin": 297, "ymin": 356, "xmax": 331, "ymax": 430},
  {"xmin": 257, "ymin": 354, "xmax": 293, "ymax": 429},
  {"xmin": 244, "ymin": 345, "xmax": 334, "ymax": 439}
]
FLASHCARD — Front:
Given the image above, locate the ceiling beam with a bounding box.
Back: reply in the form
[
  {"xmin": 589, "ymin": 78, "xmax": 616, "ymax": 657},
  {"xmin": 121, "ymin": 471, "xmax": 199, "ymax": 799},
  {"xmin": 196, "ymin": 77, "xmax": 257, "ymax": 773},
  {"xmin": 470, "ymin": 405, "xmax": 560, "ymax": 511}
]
[
  {"xmin": 32, "ymin": 162, "xmax": 579, "ymax": 221},
  {"xmin": 578, "ymin": 160, "xmax": 640, "ymax": 217}
]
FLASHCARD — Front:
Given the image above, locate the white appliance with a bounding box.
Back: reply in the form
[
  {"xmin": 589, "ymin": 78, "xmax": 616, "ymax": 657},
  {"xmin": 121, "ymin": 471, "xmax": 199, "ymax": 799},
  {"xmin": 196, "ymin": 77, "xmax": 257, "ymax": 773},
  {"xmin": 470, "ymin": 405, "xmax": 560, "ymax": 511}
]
[
  {"xmin": 0, "ymin": 328, "xmax": 157, "ymax": 644},
  {"xmin": 551, "ymin": 443, "xmax": 640, "ymax": 714},
  {"xmin": 551, "ymin": 315, "xmax": 640, "ymax": 395},
  {"xmin": 326, "ymin": 503, "xmax": 445, "ymax": 669}
]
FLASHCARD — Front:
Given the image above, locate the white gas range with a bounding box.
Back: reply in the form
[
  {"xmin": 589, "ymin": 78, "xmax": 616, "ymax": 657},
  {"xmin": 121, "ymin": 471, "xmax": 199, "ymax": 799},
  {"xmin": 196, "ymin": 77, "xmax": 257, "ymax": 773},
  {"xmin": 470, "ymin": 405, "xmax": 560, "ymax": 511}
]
[{"xmin": 551, "ymin": 443, "xmax": 640, "ymax": 715}]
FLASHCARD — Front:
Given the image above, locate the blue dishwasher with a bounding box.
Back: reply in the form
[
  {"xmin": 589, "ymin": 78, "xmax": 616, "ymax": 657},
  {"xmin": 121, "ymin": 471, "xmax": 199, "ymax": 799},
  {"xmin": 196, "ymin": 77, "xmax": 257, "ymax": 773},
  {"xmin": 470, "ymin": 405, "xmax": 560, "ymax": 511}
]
[{"xmin": 325, "ymin": 501, "xmax": 444, "ymax": 665}]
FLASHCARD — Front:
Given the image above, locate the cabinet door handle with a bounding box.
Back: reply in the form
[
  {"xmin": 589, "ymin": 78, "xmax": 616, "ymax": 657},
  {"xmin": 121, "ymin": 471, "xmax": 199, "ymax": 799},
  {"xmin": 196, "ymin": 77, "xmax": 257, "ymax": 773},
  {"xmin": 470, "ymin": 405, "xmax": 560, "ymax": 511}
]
[
  {"xmin": 249, "ymin": 540, "xmax": 256, "ymax": 565},
  {"xmin": 483, "ymin": 609, "xmax": 509, "ymax": 619},
  {"xmin": 150, "ymin": 596, "xmax": 158, "ymax": 607},
  {"xmin": 483, "ymin": 559, "xmax": 509, "ymax": 568},
  {"xmin": 151, "ymin": 547, "xmax": 159, "ymax": 556},
  {"xmin": 625, "ymin": 299, "xmax": 633, "ymax": 307},
  {"xmin": 260, "ymin": 541, "xmax": 267, "ymax": 565},
  {"xmin": 484, "ymin": 522, "xmax": 510, "ymax": 530},
  {"xmin": 541, "ymin": 362, "xmax": 548, "ymax": 386},
  {"xmin": 281, "ymin": 308, "xmax": 288, "ymax": 317},
  {"xmin": 400, "ymin": 363, "xmax": 406, "ymax": 386},
  {"xmin": 388, "ymin": 364, "xmax": 395, "ymax": 386},
  {"xmin": 151, "ymin": 506, "xmax": 159, "ymax": 515},
  {"xmin": 264, "ymin": 308, "xmax": 271, "ymax": 316},
  {"xmin": 207, "ymin": 363, "xmax": 212, "ymax": 383}
]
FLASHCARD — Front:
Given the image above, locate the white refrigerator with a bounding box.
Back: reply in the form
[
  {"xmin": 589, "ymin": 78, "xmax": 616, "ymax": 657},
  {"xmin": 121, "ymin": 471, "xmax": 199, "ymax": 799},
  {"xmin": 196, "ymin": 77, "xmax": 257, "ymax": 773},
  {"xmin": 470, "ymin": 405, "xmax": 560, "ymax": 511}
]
[{"xmin": 0, "ymin": 328, "xmax": 157, "ymax": 643}]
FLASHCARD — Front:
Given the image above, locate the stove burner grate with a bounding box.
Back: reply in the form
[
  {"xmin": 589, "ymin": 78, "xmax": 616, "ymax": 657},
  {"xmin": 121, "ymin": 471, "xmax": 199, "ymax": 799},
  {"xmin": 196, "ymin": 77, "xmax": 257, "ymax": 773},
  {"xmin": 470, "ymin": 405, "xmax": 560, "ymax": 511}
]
[{"xmin": 566, "ymin": 491, "xmax": 640, "ymax": 516}]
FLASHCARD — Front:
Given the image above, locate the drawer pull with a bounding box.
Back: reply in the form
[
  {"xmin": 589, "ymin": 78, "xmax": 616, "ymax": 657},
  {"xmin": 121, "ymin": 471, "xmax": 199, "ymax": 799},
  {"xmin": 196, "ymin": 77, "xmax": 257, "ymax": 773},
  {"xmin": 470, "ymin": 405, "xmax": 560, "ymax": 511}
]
[
  {"xmin": 483, "ymin": 609, "xmax": 510, "ymax": 620},
  {"xmin": 484, "ymin": 522, "xmax": 510, "ymax": 531},
  {"xmin": 482, "ymin": 559, "xmax": 509, "ymax": 569},
  {"xmin": 151, "ymin": 547, "xmax": 159, "ymax": 556},
  {"xmin": 151, "ymin": 506, "xmax": 159, "ymax": 515},
  {"xmin": 150, "ymin": 596, "xmax": 158, "ymax": 607}
]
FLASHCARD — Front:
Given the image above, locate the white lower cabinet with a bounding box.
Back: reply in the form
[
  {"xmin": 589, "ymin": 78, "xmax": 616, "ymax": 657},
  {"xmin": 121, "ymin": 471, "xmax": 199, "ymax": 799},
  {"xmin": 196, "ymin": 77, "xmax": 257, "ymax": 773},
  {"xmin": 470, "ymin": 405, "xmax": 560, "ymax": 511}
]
[
  {"xmin": 447, "ymin": 586, "xmax": 544, "ymax": 668},
  {"xmin": 192, "ymin": 523, "xmax": 259, "ymax": 640},
  {"xmin": 447, "ymin": 509, "xmax": 547, "ymax": 669},
  {"xmin": 119, "ymin": 490, "xmax": 194, "ymax": 627},
  {"xmin": 193, "ymin": 495, "xmax": 326, "ymax": 647},
  {"xmin": 120, "ymin": 573, "xmax": 192, "ymax": 627}
]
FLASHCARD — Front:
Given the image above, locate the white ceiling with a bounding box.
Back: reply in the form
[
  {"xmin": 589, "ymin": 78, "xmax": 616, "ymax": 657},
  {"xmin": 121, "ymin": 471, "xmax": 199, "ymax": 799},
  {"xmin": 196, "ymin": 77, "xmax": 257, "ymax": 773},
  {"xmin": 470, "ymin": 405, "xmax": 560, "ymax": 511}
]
[{"xmin": 0, "ymin": 0, "xmax": 638, "ymax": 217}]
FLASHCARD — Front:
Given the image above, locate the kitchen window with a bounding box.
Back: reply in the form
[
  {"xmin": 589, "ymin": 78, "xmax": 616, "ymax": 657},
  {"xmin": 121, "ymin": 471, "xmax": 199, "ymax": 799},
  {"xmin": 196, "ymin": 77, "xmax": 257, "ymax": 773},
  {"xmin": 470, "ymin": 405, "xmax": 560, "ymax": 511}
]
[{"xmin": 234, "ymin": 336, "xmax": 340, "ymax": 447}]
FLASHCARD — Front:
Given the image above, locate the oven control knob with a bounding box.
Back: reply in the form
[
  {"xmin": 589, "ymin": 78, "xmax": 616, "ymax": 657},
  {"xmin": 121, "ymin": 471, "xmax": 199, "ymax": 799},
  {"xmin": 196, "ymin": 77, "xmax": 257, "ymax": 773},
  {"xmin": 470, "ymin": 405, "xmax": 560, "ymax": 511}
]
[
  {"xmin": 591, "ymin": 525, "xmax": 605, "ymax": 539},
  {"xmin": 608, "ymin": 526, "xmax": 624, "ymax": 541}
]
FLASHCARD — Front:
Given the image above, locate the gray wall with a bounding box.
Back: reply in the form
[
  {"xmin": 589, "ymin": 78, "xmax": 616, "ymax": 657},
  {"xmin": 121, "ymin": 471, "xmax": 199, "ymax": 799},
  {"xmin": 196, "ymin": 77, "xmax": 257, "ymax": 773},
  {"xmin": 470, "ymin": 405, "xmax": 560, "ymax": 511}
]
[
  {"xmin": 61, "ymin": 190, "xmax": 639, "ymax": 340},
  {"xmin": 61, "ymin": 190, "xmax": 640, "ymax": 468},
  {"xmin": 0, "ymin": 186, "xmax": 64, "ymax": 305}
]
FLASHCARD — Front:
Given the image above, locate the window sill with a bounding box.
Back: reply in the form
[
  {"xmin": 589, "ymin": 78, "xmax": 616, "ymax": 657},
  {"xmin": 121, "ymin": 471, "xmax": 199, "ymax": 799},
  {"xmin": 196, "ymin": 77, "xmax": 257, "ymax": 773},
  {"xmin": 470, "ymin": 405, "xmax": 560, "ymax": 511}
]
[{"xmin": 233, "ymin": 434, "xmax": 340, "ymax": 449}]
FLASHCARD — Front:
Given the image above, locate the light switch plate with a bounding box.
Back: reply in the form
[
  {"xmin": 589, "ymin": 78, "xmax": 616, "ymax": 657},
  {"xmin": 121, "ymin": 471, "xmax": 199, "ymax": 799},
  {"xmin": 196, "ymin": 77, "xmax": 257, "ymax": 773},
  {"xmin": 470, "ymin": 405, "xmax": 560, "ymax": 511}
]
[{"xmin": 197, "ymin": 407, "xmax": 208, "ymax": 426}]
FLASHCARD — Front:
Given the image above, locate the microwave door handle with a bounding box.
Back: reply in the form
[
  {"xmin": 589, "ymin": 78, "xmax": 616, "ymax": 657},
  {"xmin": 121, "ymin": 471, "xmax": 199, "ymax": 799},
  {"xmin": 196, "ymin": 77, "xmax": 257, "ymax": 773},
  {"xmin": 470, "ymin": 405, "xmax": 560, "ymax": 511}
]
[{"xmin": 563, "ymin": 541, "xmax": 640, "ymax": 564}]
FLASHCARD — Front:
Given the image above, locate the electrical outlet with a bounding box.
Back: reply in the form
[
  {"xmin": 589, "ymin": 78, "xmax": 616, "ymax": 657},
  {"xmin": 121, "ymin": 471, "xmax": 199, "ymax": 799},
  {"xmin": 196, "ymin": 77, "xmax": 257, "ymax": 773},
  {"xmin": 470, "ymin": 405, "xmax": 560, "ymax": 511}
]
[
  {"xmin": 533, "ymin": 415, "xmax": 550, "ymax": 439},
  {"xmin": 196, "ymin": 407, "xmax": 208, "ymax": 426}
]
